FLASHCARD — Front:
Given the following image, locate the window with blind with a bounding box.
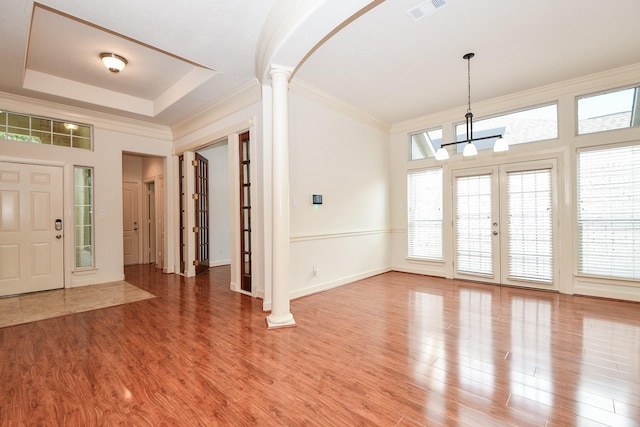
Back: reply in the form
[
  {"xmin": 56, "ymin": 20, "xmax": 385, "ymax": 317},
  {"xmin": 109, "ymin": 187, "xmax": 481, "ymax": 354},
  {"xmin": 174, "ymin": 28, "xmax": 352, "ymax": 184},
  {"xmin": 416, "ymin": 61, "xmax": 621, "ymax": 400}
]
[
  {"xmin": 455, "ymin": 175, "xmax": 493, "ymax": 275},
  {"xmin": 578, "ymin": 144, "xmax": 640, "ymax": 280},
  {"xmin": 507, "ymin": 169, "xmax": 553, "ymax": 283},
  {"xmin": 407, "ymin": 168, "xmax": 443, "ymax": 260}
]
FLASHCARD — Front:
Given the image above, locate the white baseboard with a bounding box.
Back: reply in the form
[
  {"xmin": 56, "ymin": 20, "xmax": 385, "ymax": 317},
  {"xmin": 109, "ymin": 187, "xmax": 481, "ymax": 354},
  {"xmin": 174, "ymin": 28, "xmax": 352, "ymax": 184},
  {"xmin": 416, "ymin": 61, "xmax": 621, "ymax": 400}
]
[
  {"xmin": 210, "ymin": 259, "xmax": 231, "ymax": 267},
  {"xmin": 290, "ymin": 266, "xmax": 392, "ymax": 301}
]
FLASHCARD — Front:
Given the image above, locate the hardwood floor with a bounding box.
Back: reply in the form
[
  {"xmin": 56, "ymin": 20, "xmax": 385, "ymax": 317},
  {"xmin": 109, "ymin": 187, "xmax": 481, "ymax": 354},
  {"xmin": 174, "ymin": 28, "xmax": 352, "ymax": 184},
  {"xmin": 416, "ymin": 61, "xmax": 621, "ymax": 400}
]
[{"xmin": 1, "ymin": 265, "xmax": 639, "ymax": 426}]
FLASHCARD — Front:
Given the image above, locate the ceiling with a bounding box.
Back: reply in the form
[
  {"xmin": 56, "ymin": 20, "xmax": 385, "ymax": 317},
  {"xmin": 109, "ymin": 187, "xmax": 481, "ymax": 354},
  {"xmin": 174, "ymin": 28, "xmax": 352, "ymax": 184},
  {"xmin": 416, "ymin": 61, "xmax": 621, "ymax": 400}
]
[{"xmin": 1, "ymin": 0, "xmax": 639, "ymax": 130}]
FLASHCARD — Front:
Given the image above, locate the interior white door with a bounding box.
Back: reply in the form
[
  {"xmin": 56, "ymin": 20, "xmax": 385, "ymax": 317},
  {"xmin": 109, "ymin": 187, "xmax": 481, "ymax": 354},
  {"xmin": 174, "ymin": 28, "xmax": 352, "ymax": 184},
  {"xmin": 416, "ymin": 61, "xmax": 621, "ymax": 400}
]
[
  {"xmin": 123, "ymin": 182, "xmax": 140, "ymax": 265},
  {"xmin": 0, "ymin": 161, "xmax": 64, "ymax": 296}
]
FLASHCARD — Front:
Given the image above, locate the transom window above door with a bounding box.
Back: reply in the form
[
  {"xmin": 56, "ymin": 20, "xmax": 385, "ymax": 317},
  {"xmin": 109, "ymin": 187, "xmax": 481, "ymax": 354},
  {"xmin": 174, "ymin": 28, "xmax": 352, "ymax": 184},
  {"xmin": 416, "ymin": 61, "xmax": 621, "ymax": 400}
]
[
  {"xmin": 0, "ymin": 109, "xmax": 92, "ymax": 150},
  {"xmin": 577, "ymin": 85, "xmax": 640, "ymax": 135},
  {"xmin": 409, "ymin": 128, "xmax": 443, "ymax": 160},
  {"xmin": 454, "ymin": 104, "xmax": 558, "ymax": 153}
]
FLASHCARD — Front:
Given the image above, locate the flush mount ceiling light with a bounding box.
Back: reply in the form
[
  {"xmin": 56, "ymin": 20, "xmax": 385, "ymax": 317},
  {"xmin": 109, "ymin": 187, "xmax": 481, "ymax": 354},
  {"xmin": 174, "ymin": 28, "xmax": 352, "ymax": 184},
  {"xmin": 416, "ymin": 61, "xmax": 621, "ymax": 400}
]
[
  {"xmin": 100, "ymin": 52, "xmax": 127, "ymax": 73},
  {"xmin": 435, "ymin": 53, "xmax": 508, "ymax": 161}
]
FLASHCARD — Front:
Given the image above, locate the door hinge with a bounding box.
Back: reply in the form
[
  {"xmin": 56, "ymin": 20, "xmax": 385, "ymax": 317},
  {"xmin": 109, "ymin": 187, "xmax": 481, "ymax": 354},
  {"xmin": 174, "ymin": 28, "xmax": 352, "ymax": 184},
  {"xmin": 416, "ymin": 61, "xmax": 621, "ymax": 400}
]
[
  {"xmin": 193, "ymin": 260, "xmax": 200, "ymax": 266},
  {"xmin": 193, "ymin": 226, "xmax": 199, "ymax": 233},
  {"xmin": 192, "ymin": 160, "xmax": 198, "ymax": 167},
  {"xmin": 192, "ymin": 193, "xmax": 199, "ymax": 200}
]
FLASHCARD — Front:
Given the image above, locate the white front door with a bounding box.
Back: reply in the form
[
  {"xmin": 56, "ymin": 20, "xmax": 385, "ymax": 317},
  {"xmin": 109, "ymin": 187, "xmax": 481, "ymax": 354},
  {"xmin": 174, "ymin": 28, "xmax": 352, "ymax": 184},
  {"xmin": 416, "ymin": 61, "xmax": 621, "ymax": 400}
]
[
  {"xmin": 0, "ymin": 161, "xmax": 64, "ymax": 296},
  {"xmin": 123, "ymin": 182, "xmax": 140, "ymax": 265}
]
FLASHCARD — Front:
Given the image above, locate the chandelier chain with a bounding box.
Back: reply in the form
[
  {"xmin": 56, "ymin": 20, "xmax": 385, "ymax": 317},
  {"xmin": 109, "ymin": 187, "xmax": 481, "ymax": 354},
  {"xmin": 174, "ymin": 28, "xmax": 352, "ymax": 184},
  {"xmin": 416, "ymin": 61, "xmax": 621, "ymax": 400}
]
[{"xmin": 467, "ymin": 55, "xmax": 471, "ymax": 113}]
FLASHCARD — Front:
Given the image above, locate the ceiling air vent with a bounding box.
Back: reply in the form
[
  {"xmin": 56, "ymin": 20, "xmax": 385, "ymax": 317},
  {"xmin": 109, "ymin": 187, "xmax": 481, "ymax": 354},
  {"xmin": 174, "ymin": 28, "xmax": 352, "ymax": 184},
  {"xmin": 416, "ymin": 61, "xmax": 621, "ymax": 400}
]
[{"xmin": 407, "ymin": 0, "xmax": 448, "ymax": 21}]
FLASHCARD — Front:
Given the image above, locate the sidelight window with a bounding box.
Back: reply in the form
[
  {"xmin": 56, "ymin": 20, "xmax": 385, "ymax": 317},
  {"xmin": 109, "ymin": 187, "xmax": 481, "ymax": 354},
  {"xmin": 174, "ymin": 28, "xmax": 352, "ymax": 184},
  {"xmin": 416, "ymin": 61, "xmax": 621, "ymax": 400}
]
[{"xmin": 74, "ymin": 166, "xmax": 94, "ymax": 268}]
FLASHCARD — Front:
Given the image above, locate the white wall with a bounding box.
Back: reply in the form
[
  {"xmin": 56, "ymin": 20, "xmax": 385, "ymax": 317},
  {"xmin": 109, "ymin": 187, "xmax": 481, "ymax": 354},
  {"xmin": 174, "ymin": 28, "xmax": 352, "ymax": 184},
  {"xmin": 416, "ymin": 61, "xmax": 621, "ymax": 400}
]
[
  {"xmin": 389, "ymin": 63, "xmax": 640, "ymax": 302},
  {"xmin": 0, "ymin": 93, "xmax": 174, "ymax": 287},
  {"xmin": 288, "ymin": 87, "xmax": 391, "ymax": 298},
  {"xmin": 199, "ymin": 143, "xmax": 231, "ymax": 266}
]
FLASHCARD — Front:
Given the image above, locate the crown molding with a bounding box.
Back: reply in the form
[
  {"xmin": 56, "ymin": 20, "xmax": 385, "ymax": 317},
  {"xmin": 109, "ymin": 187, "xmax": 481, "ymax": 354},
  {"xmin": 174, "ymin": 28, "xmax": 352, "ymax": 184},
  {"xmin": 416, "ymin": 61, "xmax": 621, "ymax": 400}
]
[
  {"xmin": 289, "ymin": 79, "xmax": 390, "ymax": 133},
  {"xmin": 0, "ymin": 91, "xmax": 172, "ymax": 140},
  {"xmin": 171, "ymin": 79, "xmax": 262, "ymax": 141}
]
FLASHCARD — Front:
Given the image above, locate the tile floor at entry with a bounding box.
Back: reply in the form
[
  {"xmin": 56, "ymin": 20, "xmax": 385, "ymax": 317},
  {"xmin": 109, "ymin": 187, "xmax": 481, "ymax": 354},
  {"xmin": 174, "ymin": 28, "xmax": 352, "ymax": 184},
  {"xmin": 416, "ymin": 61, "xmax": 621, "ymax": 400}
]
[{"xmin": 0, "ymin": 280, "xmax": 155, "ymax": 328}]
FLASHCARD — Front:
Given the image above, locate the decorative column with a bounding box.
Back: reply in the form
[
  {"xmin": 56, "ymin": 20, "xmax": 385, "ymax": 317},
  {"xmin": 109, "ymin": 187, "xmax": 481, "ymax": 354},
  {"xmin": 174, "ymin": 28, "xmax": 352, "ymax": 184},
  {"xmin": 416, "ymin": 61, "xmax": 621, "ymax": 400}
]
[{"xmin": 266, "ymin": 65, "xmax": 296, "ymax": 329}]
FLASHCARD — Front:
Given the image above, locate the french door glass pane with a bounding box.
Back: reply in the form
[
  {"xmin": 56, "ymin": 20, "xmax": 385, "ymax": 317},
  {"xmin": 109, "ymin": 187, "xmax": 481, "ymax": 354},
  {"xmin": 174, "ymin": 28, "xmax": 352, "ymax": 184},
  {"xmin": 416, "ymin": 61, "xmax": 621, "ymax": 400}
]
[
  {"xmin": 507, "ymin": 169, "xmax": 553, "ymax": 283},
  {"xmin": 456, "ymin": 175, "xmax": 493, "ymax": 275}
]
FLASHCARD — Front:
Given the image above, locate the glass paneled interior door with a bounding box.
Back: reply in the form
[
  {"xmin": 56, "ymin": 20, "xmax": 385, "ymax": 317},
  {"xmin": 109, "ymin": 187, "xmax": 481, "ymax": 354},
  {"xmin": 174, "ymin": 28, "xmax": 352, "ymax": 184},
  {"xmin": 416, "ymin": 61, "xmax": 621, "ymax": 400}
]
[{"xmin": 453, "ymin": 161, "xmax": 557, "ymax": 289}]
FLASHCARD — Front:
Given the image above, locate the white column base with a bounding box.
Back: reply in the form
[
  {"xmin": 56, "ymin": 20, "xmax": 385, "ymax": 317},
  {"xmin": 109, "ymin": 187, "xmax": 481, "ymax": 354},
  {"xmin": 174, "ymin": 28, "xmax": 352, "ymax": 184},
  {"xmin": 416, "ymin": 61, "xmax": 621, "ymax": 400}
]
[{"xmin": 266, "ymin": 313, "xmax": 296, "ymax": 329}]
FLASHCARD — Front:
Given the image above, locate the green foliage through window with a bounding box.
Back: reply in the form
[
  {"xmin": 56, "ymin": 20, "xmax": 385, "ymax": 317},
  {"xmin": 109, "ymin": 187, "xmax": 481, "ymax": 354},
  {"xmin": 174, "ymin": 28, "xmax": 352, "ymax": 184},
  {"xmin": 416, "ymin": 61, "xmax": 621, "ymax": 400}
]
[{"xmin": 0, "ymin": 109, "xmax": 92, "ymax": 150}]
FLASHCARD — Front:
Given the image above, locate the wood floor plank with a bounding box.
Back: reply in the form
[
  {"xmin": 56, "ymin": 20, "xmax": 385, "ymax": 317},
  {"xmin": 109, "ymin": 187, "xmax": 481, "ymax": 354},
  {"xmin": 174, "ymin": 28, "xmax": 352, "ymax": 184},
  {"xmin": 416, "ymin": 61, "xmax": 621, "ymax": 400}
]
[{"xmin": 1, "ymin": 266, "xmax": 640, "ymax": 426}]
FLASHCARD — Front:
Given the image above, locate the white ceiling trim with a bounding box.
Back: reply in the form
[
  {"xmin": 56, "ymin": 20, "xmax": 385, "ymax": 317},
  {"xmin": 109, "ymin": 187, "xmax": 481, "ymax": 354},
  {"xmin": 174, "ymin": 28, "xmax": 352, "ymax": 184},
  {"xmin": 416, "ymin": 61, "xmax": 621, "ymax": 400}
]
[
  {"xmin": 153, "ymin": 68, "xmax": 217, "ymax": 116},
  {"xmin": 23, "ymin": 69, "xmax": 154, "ymax": 116},
  {"xmin": 290, "ymin": 79, "xmax": 389, "ymax": 132},
  {"xmin": 171, "ymin": 79, "xmax": 262, "ymax": 141}
]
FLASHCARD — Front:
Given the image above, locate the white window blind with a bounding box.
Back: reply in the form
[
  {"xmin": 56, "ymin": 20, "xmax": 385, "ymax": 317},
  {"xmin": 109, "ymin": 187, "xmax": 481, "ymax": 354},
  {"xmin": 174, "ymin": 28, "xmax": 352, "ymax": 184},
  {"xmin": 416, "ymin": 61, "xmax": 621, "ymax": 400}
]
[
  {"xmin": 456, "ymin": 175, "xmax": 493, "ymax": 275},
  {"xmin": 578, "ymin": 145, "xmax": 640, "ymax": 280},
  {"xmin": 507, "ymin": 169, "xmax": 553, "ymax": 283},
  {"xmin": 407, "ymin": 168, "xmax": 443, "ymax": 260}
]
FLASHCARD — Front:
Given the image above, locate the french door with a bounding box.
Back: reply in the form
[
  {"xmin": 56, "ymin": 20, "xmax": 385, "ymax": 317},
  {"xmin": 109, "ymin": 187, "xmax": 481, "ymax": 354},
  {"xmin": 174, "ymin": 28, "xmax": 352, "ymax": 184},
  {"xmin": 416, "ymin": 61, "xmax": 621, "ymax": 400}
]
[
  {"xmin": 239, "ymin": 131, "xmax": 252, "ymax": 292},
  {"xmin": 194, "ymin": 153, "xmax": 210, "ymax": 275},
  {"xmin": 453, "ymin": 161, "xmax": 557, "ymax": 289}
]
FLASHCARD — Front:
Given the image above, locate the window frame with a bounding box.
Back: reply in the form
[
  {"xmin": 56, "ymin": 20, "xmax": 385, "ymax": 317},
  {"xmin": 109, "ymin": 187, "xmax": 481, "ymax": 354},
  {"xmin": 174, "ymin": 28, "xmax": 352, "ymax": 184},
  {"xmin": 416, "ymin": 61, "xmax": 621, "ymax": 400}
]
[
  {"xmin": 0, "ymin": 109, "xmax": 93, "ymax": 150},
  {"xmin": 73, "ymin": 165, "xmax": 95, "ymax": 270},
  {"xmin": 453, "ymin": 102, "xmax": 559, "ymax": 153},
  {"xmin": 576, "ymin": 84, "xmax": 640, "ymax": 136},
  {"xmin": 407, "ymin": 166, "xmax": 444, "ymax": 262},
  {"xmin": 576, "ymin": 142, "xmax": 640, "ymax": 283},
  {"xmin": 409, "ymin": 127, "xmax": 443, "ymax": 160}
]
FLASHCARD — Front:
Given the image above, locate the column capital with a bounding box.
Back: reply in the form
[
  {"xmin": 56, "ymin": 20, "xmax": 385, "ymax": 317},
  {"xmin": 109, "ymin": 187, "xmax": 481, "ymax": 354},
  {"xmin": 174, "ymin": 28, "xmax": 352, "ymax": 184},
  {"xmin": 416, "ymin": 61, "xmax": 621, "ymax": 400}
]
[{"xmin": 269, "ymin": 64, "xmax": 294, "ymax": 80}]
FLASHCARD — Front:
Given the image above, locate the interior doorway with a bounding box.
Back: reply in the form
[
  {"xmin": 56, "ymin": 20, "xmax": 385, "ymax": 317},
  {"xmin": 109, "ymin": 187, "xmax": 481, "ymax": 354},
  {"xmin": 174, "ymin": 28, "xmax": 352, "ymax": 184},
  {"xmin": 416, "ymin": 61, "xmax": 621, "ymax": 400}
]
[
  {"xmin": 195, "ymin": 141, "xmax": 231, "ymax": 272},
  {"xmin": 179, "ymin": 132, "xmax": 251, "ymax": 294},
  {"xmin": 122, "ymin": 153, "xmax": 165, "ymax": 268}
]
